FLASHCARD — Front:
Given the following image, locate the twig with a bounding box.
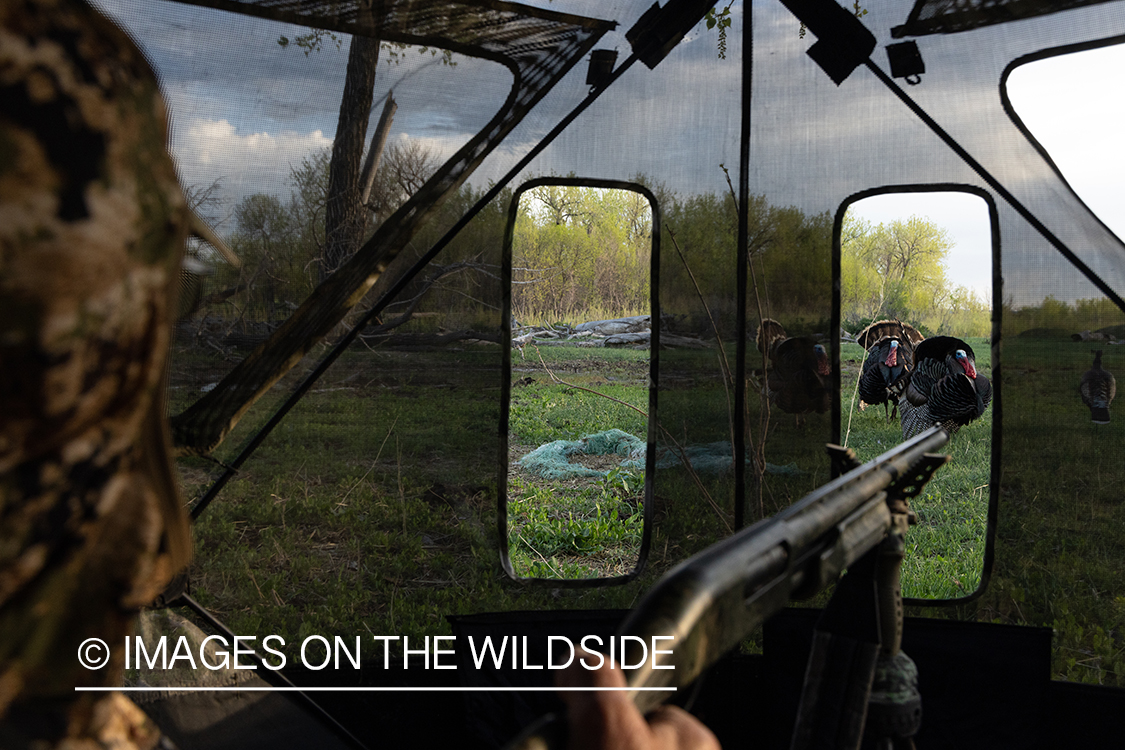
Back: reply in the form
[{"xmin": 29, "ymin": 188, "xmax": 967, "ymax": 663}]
[
  {"xmin": 656, "ymin": 437, "xmax": 734, "ymax": 534},
  {"xmin": 843, "ymin": 358, "xmax": 864, "ymax": 448},
  {"xmin": 245, "ymin": 563, "xmax": 265, "ymax": 602},
  {"xmin": 664, "ymin": 224, "xmax": 735, "ymax": 407},
  {"xmin": 362, "ymin": 261, "xmax": 481, "ymax": 336},
  {"xmin": 722, "ymin": 165, "xmax": 774, "ymax": 519},
  {"xmin": 517, "ymin": 532, "xmax": 561, "ymax": 578},
  {"xmin": 397, "ymin": 437, "xmax": 406, "ymax": 536},
  {"xmin": 339, "ymin": 416, "xmax": 398, "ymax": 504},
  {"xmin": 664, "ymin": 223, "xmax": 739, "ymax": 526}
]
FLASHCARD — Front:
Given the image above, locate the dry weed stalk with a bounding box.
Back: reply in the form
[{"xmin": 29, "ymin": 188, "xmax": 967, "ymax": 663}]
[{"xmin": 721, "ymin": 165, "xmax": 775, "ymax": 520}]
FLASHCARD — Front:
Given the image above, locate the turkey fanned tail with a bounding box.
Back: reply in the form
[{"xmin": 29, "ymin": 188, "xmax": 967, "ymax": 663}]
[
  {"xmin": 858, "ymin": 340, "xmax": 909, "ymax": 418},
  {"xmin": 900, "ymin": 336, "xmax": 991, "ymax": 439},
  {"xmin": 855, "ymin": 320, "xmax": 920, "ymax": 421}
]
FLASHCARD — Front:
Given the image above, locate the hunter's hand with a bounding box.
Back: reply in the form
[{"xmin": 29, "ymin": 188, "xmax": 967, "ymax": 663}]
[{"xmin": 559, "ymin": 649, "xmax": 721, "ymax": 750}]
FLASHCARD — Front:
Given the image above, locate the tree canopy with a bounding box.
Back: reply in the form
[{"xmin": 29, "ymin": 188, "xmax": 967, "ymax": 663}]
[
  {"xmin": 513, "ymin": 185, "xmax": 652, "ymax": 323},
  {"xmin": 841, "ymin": 211, "xmax": 989, "ymax": 337},
  {"xmin": 208, "ymin": 143, "xmax": 443, "ymax": 325}
]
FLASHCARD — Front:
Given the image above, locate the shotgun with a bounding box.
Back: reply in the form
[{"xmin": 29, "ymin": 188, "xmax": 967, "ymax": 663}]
[{"xmin": 510, "ymin": 424, "xmax": 951, "ymax": 749}]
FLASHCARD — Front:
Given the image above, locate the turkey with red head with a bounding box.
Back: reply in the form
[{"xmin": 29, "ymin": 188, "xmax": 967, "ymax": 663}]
[
  {"xmin": 856, "ymin": 319, "xmax": 922, "ymax": 421},
  {"xmin": 900, "ymin": 336, "xmax": 992, "ymax": 439},
  {"xmin": 767, "ymin": 337, "xmax": 832, "ymax": 421}
]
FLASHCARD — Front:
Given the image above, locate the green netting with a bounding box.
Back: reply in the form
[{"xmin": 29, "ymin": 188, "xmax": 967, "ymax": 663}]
[
  {"xmin": 517, "ymin": 429, "xmax": 801, "ymax": 479},
  {"xmin": 517, "ymin": 429, "xmax": 645, "ymax": 480}
]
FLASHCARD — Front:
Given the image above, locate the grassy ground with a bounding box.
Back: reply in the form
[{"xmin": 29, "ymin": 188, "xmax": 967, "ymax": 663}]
[
  {"xmin": 506, "ymin": 345, "xmax": 651, "ymax": 579},
  {"xmin": 170, "ymin": 332, "xmax": 1122, "ymax": 686},
  {"xmin": 965, "ymin": 335, "xmax": 1124, "ymax": 686},
  {"xmin": 509, "ymin": 345, "xmax": 649, "ymax": 445},
  {"xmin": 506, "ymin": 470, "xmax": 645, "ymax": 579},
  {"xmin": 171, "ymin": 341, "xmax": 665, "ymax": 658}
]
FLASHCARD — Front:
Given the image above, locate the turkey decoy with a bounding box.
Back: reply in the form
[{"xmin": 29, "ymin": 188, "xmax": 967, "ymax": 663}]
[
  {"xmin": 900, "ymin": 336, "xmax": 992, "ymax": 440},
  {"xmin": 1080, "ymin": 350, "xmax": 1116, "ymax": 424},
  {"xmin": 856, "ymin": 319, "xmax": 922, "ymax": 421}
]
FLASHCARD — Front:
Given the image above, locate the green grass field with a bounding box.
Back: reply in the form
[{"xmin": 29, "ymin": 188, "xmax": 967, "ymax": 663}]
[
  {"xmin": 506, "ymin": 345, "xmax": 651, "ymax": 578},
  {"xmin": 970, "ymin": 335, "xmax": 1124, "ymax": 686},
  {"xmin": 173, "ymin": 342, "xmax": 660, "ymax": 655},
  {"xmin": 172, "ymin": 332, "xmax": 1122, "ymax": 685}
]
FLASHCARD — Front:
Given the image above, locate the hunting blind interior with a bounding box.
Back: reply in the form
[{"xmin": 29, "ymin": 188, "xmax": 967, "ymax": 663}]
[{"xmin": 83, "ymin": 0, "xmax": 1125, "ymax": 746}]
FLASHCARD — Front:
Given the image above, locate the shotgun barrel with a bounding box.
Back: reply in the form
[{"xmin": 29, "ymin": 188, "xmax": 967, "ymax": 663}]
[{"xmin": 509, "ymin": 425, "xmax": 950, "ymax": 749}]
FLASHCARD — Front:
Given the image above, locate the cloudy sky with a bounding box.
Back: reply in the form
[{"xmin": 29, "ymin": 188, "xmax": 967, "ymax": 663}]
[
  {"xmin": 95, "ymin": 0, "xmax": 1125, "ymax": 305},
  {"xmin": 95, "ymin": 0, "xmax": 513, "ymax": 220}
]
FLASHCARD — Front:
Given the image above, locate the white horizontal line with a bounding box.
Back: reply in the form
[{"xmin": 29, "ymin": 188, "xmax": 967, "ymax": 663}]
[{"xmin": 75, "ymin": 686, "xmax": 676, "ymax": 693}]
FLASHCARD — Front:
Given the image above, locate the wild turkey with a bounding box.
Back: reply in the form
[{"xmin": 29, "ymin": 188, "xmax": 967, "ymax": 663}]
[
  {"xmin": 767, "ymin": 337, "xmax": 831, "ymax": 418},
  {"xmin": 755, "ymin": 317, "xmax": 788, "ymax": 362},
  {"xmin": 754, "ymin": 319, "xmax": 831, "ymax": 421},
  {"xmin": 1080, "ymin": 350, "xmax": 1116, "ymax": 424},
  {"xmin": 856, "ymin": 319, "xmax": 922, "ymax": 420},
  {"xmin": 900, "ymin": 336, "xmax": 993, "ymax": 439},
  {"xmin": 855, "ymin": 318, "xmax": 924, "ymax": 351}
]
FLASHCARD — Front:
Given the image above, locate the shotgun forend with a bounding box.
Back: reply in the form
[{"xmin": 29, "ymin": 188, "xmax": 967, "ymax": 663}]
[{"xmin": 509, "ymin": 424, "xmax": 950, "ymax": 750}]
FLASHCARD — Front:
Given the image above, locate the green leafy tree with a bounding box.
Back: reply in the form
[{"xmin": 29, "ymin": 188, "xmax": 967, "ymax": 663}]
[
  {"xmin": 213, "ymin": 142, "xmax": 445, "ymax": 326},
  {"xmin": 512, "ymin": 185, "xmax": 652, "ymax": 323},
  {"xmin": 659, "ymin": 189, "xmax": 830, "ymax": 337},
  {"xmin": 366, "ymin": 180, "xmax": 511, "ymax": 334},
  {"xmin": 226, "ymin": 193, "xmax": 312, "ymax": 321},
  {"xmin": 841, "ymin": 212, "xmax": 953, "ymax": 326}
]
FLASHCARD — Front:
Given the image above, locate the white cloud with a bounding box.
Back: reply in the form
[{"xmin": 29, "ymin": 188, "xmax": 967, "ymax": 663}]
[
  {"xmin": 171, "ymin": 118, "xmax": 332, "ymax": 212},
  {"xmin": 387, "ymin": 131, "xmax": 463, "ymax": 165},
  {"xmin": 178, "ymin": 119, "xmax": 331, "ymax": 167}
]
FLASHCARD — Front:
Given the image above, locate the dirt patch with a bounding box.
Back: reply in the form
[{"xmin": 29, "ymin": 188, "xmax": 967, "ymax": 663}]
[{"xmin": 567, "ymin": 451, "xmax": 626, "ymax": 472}]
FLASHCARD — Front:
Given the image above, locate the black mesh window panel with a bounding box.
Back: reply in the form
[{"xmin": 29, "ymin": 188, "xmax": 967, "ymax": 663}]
[{"xmin": 52, "ymin": 0, "xmax": 1125, "ymax": 746}]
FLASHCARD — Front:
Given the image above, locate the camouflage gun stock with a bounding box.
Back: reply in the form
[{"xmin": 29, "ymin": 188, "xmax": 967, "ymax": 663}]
[{"xmin": 510, "ymin": 424, "xmax": 951, "ymax": 749}]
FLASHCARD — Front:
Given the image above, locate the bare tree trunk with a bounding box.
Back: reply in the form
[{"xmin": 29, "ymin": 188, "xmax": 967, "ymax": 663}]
[
  {"xmin": 322, "ymin": 34, "xmax": 380, "ymax": 281},
  {"xmin": 167, "ymin": 8, "xmax": 613, "ymax": 458},
  {"xmin": 360, "ymin": 91, "xmax": 397, "ymax": 219}
]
